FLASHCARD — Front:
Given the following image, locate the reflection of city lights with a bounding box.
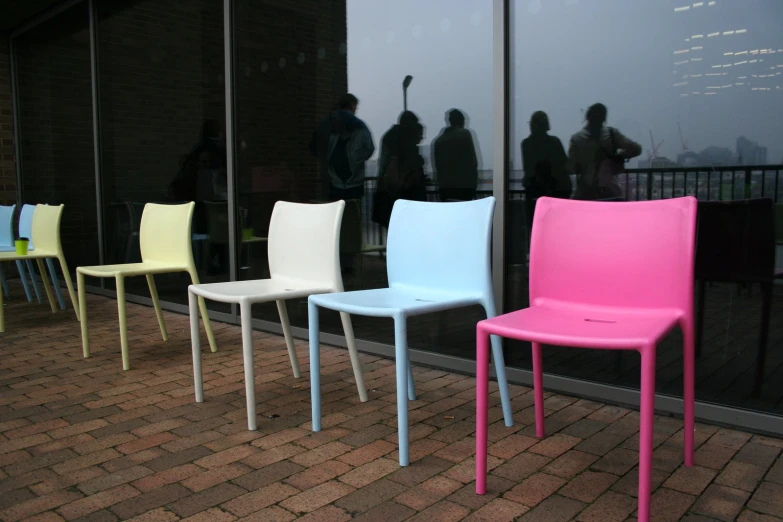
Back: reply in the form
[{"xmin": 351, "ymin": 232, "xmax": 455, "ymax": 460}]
[
  {"xmin": 693, "ymin": 1, "xmax": 704, "ymax": 6},
  {"xmin": 692, "ymin": 34, "xmax": 704, "ymax": 39},
  {"xmin": 681, "ymin": 93, "xmax": 689, "ymax": 97},
  {"xmin": 708, "ymin": 1, "xmax": 716, "ymax": 5},
  {"xmin": 735, "ymin": 51, "xmax": 748, "ymax": 55},
  {"xmin": 722, "ymin": 84, "xmax": 732, "ymax": 88},
  {"xmin": 723, "ymin": 31, "xmax": 735, "ymax": 36},
  {"xmin": 675, "ymin": 60, "xmax": 690, "ymax": 65},
  {"xmin": 711, "ymin": 65, "xmax": 722, "ymax": 68},
  {"xmin": 693, "ymin": 91, "xmax": 701, "ymax": 94},
  {"xmin": 674, "ymin": 49, "xmax": 690, "ymax": 54},
  {"xmin": 736, "ymin": 82, "xmax": 745, "ymax": 85},
  {"xmin": 724, "ymin": 52, "xmax": 734, "ymax": 56},
  {"xmin": 691, "ymin": 57, "xmax": 703, "ymax": 62},
  {"xmin": 735, "ymin": 29, "xmax": 747, "ymax": 34},
  {"xmin": 673, "ymin": 82, "xmax": 688, "ymax": 87},
  {"xmin": 734, "ymin": 61, "xmax": 748, "ymax": 65},
  {"xmin": 705, "ymin": 92, "xmax": 717, "ymax": 95},
  {"xmin": 691, "ymin": 46, "xmax": 703, "ymax": 51},
  {"xmin": 738, "ymin": 76, "xmax": 747, "ymax": 79},
  {"xmin": 674, "ymin": 5, "xmax": 690, "ymax": 11},
  {"xmin": 708, "ymin": 32, "xmax": 720, "ymax": 37},
  {"xmin": 706, "ymin": 72, "xmax": 723, "ymax": 76},
  {"xmin": 691, "ymin": 74, "xmax": 703, "ymax": 77},
  {"xmin": 707, "ymin": 86, "xmax": 721, "ymax": 89},
  {"xmin": 750, "ymin": 59, "xmax": 758, "ymax": 63}
]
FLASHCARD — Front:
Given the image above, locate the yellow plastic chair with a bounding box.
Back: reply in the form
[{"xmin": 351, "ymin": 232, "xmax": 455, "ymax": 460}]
[
  {"xmin": 77, "ymin": 202, "xmax": 216, "ymax": 370},
  {"xmin": 0, "ymin": 204, "xmax": 79, "ymax": 332}
]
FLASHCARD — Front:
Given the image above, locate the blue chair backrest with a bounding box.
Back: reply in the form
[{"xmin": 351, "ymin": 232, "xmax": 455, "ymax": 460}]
[
  {"xmin": 0, "ymin": 204, "xmax": 16, "ymax": 248},
  {"xmin": 19, "ymin": 204, "xmax": 36, "ymax": 249},
  {"xmin": 386, "ymin": 197, "xmax": 495, "ymax": 295}
]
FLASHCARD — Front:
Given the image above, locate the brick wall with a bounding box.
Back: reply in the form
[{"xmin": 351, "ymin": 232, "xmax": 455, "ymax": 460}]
[{"xmin": 0, "ymin": 38, "xmax": 16, "ymax": 205}]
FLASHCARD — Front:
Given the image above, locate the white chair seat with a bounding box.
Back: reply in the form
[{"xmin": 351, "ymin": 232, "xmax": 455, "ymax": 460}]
[{"xmin": 190, "ymin": 278, "xmax": 331, "ymax": 304}]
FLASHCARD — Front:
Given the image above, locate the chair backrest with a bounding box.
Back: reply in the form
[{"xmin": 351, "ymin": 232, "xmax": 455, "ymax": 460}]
[
  {"xmin": 19, "ymin": 204, "xmax": 36, "ymax": 249},
  {"xmin": 530, "ymin": 197, "xmax": 697, "ymax": 312},
  {"xmin": 386, "ymin": 198, "xmax": 495, "ymax": 295},
  {"xmin": 139, "ymin": 202, "xmax": 196, "ymax": 267},
  {"xmin": 267, "ymin": 200, "xmax": 344, "ymax": 286},
  {"xmin": 0, "ymin": 204, "xmax": 15, "ymax": 248},
  {"xmin": 30, "ymin": 204, "xmax": 64, "ymax": 255},
  {"xmin": 696, "ymin": 199, "xmax": 775, "ymax": 282}
]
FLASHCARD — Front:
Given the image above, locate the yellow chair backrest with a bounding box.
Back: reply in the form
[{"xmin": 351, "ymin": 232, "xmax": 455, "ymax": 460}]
[
  {"xmin": 139, "ymin": 202, "xmax": 196, "ymax": 267},
  {"xmin": 31, "ymin": 204, "xmax": 64, "ymax": 255}
]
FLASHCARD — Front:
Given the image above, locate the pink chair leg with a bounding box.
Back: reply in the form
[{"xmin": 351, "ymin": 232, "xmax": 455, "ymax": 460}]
[
  {"xmin": 476, "ymin": 325, "xmax": 491, "ymax": 495},
  {"xmin": 532, "ymin": 342, "xmax": 545, "ymax": 439},
  {"xmin": 682, "ymin": 319, "xmax": 695, "ymax": 467},
  {"xmin": 638, "ymin": 346, "xmax": 657, "ymax": 522}
]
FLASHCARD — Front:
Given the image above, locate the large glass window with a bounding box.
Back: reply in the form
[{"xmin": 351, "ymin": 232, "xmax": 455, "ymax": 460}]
[
  {"xmin": 14, "ymin": 2, "xmax": 98, "ymax": 271},
  {"xmin": 96, "ymin": 0, "xmax": 227, "ymax": 309},
  {"xmin": 234, "ymin": 0, "xmax": 495, "ymax": 358},
  {"xmin": 506, "ymin": 0, "xmax": 783, "ymax": 414}
]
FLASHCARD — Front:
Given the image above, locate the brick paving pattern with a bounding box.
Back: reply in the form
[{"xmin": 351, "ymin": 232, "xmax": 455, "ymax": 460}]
[{"xmin": 1, "ymin": 290, "xmax": 783, "ymax": 521}]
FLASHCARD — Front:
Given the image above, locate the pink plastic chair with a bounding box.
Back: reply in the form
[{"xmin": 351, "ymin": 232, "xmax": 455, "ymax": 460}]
[{"xmin": 476, "ymin": 197, "xmax": 697, "ymax": 522}]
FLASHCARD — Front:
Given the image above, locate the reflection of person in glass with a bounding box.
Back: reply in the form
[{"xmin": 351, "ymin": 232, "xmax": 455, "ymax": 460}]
[
  {"xmin": 310, "ymin": 93, "xmax": 375, "ymax": 202},
  {"xmin": 432, "ymin": 109, "xmax": 479, "ymax": 201},
  {"xmin": 522, "ymin": 110, "xmax": 571, "ymax": 202},
  {"xmin": 372, "ymin": 112, "xmax": 429, "ymax": 227},
  {"xmin": 568, "ymin": 103, "xmax": 641, "ymax": 200}
]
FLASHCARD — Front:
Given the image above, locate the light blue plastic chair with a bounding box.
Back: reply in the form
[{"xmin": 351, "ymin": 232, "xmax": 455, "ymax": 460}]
[
  {"xmin": 0, "ymin": 204, "xmax": 34, "ymax": 301},
  {"xmin": 308, "ymin": 197, "xmax": 514, "ymax": 467},
  {"xmin": 19, "ymin": 204, "xmax": 66, "ymax": 310}
]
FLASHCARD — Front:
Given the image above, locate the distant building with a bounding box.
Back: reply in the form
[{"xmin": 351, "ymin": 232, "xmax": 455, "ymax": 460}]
[
  {"xmin": 698, "ymin": 146, "xmax": 735, "ymax": 166},
  {"xmin": 736, "ymin": 136, "xmax": 768, "ymax": 165}
]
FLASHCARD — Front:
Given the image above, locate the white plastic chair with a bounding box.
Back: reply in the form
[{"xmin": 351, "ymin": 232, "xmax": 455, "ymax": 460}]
[
  {"xmin": 188, "ymin": 200, "xmax": 367, "ymax": 431},
  {"xmin": 0, "ymin": 205, "xmax": 79, "ymax": 332},
  {"xmin": 77, "ymin": 202, "xmax": 217, "ymax": 370},
  {"xmin": 16, "ymin": 204, "xmax": 67, "ymax": 309},
  {"xmin": 0, "ymin": 204, "xmax": 34, "ymax": 301}
]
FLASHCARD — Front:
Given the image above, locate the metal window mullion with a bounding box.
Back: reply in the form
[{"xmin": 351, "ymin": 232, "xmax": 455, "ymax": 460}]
[
  {"xmin": 88, "ymin": 0, "xmax": 105, "ymax": 268},
  {"xmin": 492, "ymin": 0, "xmax": 509, "ymax": 314},
  {"xmin": 224, "ymin": 0, "xmax": 238, "ymax": 320},
  {"xmin": 9, "ymin": 34, "xmax": 23, "ymax": 205}
]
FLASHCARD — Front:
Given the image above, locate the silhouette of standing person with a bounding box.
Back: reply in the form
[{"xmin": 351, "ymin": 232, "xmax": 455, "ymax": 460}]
[
  {"xmin": 568, "ymin": 103, "xmax": 641, "ymax": 200},
  {"xmin": 432, "ymin": 109, "xmax": 479, "ymax": 201},
  {"xmin": 372, "ymin": 111, "xmax": 428, "ymax": 228},
  {"xmin": 309, "ymin": 93, "xmax": 375, "ymax": 202}
]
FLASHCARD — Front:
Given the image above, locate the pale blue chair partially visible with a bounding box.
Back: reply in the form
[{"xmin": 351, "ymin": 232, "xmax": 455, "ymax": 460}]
[
  {"xmin": 0, "ymin": 204, "xmax": 34, "ymax": 301},
  {"xmin": 308, "ymin": 197, "xmax": 513, "ymax": 467},
  {"xmin": 19, "ymin": 204, "xmax": 66, "ymax": 310}
]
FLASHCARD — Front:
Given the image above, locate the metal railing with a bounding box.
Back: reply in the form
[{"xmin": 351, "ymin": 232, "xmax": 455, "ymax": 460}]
[{"xmin": 359, "ymin": 165, "xmax": 783, "ymax": 247}]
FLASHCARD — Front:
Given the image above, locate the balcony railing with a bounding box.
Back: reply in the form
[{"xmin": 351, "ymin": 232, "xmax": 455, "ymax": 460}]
[{"xmin": 359, "ymin": 164, "xmax": 783, "ymax": 247}]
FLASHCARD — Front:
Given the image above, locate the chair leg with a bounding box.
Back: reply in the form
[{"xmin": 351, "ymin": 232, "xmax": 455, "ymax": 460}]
[
  {"xmin": 531, "ymin": 342, "xmax": 546, "ymax": 438},
  {"xmin": 25, "ymin": 259, "xmax": 42, "ymax": 303},
  {"xmin": 339, "ymin": 311, "xmax": 368, "ymax": 402},
  {"xmin": 0, "ymin": 263, "xmax": 8, "ymax": 298},
  {"xmin": 394, "ymin": 314, "xmax": 410, "ymax": 466},
  {"xmin": 0, "ymin": 264, "xmax": 5, "ymax": 332},
  {"xmin": 116, "ymin": 276, "xmax": 130, "ymax": 371},
  {"xmin": 15, "ymin": 260, "xmax": 33, "ymax": 302},
  {"xmin": 188, "ymin": 270, "xmax": 217, "ymax": 353},
  {"xmin": 240, "ymin": 302, "xmax": 257, "ymax": 431},
  {"xmin": 476, "ymin": 325, "xmax": 491, "ymax": 495},
  {"xmin": 276, "ymin": 300, "xmax": 301, "ymax": 378},
  {"xmin": 681, "ymin": 319, "xmax": 696, "ymax": 468},
  {"xmin": 78, "ymin": 271, "xmax": 90, "ymax": 358},
  {"xmin": 37, "ymin": 259, "xmax": 57, "ymax": 313},
  {"xmin": 309, "ymin": 300, "xmax": 322, "ymax": 432},
  {"xmin": 57, "ymin": 256, "xmax": 79, "ymax": 321},
  {"xmin": 482, "ymin": 300, "xmax": 514, "ymax": 427},
  {"xmin": 695, "ymin": 279, "xmax": 706, "ymax": 358},
  {"xmin": 407, "ymin": 359, "xmax": 416, "ymax": 401},
  {"xmin": 638, "ymin": 345, "xmax": 657, "ymax": 522},
  {"xmin": 753, "ymin": 283, "xmax": 773, "ymax": 398},
  {"xmin": 189, "ymin": 290, "xmax": 204, "ymax": 403},
  {"xmin": 146, "ymin": 274, "xmax": 168, "ymax": 342},
  {"xmin": 45, "ymin": 258, "xmax": 66, "ymax": 310}
]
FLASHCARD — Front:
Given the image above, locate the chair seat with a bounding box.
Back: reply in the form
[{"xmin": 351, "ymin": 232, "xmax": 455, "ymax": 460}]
[
  {"xmin": 190, "ymin": 278, "xmax": 332, "ymax": 304},
  {"xmin": 481, "ymin": 304, "xmax": 680, "ymax": 349},
  {"xmin": 309, "ymin": 287, "xmax": 480, "ymax": 318},
  {"xmin": 0, "ymin": 250, "xmax": 53, "ymax": 261},
  {"xmin": 78, "ymin": 261, "xmax": 186, "ymax": 278}
]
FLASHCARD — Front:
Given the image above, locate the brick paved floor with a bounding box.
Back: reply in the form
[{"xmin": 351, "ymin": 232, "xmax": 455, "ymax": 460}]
[{"xmin": 2, "ymin": 291, "xmax": 783, "ymax": 521}]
